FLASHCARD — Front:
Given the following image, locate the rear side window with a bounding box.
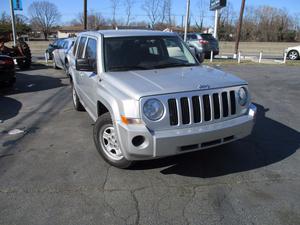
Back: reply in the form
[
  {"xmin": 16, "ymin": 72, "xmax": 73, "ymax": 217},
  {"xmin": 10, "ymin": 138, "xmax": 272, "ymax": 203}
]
[
  {"xmin": 187, "ymin": 34, "xmax": 197, "ymax": 40},
  {"xmin": 76, "ymin": 37, "xmax": 87, "ymax": 59},
  {"xmin": 73, "ymin": 38, "xmax": 79, "ymax": 55},
  {"xmin": 85, "ymin": 38, "xmax": 97, "ymax": 59},
  {"xmin": 200, "ymin": 34, "xmax": 215, "ymax": 40},
  {"xmin": 63, "ymin": 41, "xmax": 68, "ymax": 49}
]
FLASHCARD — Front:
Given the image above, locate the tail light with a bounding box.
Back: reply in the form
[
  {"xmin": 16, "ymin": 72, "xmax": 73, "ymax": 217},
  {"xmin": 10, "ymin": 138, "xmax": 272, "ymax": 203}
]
[
  {"xmin": 199, "ymin": 40, "xmax": 209, "ymax": 44},
  {"xmin": 0, "ymin": 57, "xmax": 14, "ymax": 65}
]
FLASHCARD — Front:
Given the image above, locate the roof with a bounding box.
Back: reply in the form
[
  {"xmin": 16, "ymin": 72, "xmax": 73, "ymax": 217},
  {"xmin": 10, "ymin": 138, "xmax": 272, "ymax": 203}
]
[{"xmin": 80, "ymin": 29, "xmax": 178, "ymax": 38}]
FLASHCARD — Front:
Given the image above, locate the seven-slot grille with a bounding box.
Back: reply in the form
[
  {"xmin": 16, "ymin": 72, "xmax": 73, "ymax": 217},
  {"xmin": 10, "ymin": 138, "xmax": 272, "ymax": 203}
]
[{"xmin": 168, "ymin": 90, "xmax": 236, "ymax": 126}]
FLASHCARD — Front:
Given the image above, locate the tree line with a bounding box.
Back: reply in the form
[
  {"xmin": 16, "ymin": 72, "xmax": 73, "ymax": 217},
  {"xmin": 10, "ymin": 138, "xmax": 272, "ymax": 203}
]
[
  {"xmin": 218, "ymin": 3, "xmax": 300, "ymax": 42},
  {"xmin": 0, "ymin": 0, "xmax": 299, "ymax": 42}
]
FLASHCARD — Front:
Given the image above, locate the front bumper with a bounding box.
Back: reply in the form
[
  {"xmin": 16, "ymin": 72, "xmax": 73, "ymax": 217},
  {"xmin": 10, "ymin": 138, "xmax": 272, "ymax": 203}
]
[{"xmin": 116, "ymin": 104, "xmax": 257, "ymax": 161}]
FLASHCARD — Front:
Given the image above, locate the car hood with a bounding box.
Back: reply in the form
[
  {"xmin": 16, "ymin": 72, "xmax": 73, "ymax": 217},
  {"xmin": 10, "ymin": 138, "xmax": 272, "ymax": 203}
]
[{"xmin": 104, "ymin": 65, "xmax": 247, "ymax": 100}]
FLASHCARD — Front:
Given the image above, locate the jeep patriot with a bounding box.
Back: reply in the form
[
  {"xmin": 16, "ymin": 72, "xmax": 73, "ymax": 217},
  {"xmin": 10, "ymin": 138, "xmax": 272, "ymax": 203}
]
[{"xmin": 69, "ymin": 30, "xmax": 257, "ymax": 168}]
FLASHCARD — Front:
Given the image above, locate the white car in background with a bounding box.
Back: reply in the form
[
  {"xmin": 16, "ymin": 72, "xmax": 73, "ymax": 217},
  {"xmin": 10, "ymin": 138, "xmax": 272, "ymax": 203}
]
[
  {"xmin": 286, "ymin": 45, "xmax": 300, "ymax": 60},
  {"xmin": 53, "ymin": 38, "xmax": 75, "ymax": 75}
]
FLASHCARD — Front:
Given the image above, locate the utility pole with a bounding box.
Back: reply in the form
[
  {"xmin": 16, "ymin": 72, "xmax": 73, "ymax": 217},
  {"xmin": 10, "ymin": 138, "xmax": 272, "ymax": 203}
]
[
  {"xmin": 184, "ymin": 0, "xmax": 190, "ymax": 42},
  {"xmin": 84, "ymin": 0, "xmax": 87, "ymax": 30},
  {"xmin": 234, "ymin": 0, "xmax": 246, "ymax": 55},
  {"xmin": 213, "ymin": 9, "xmax": 219, "ymax": 39},
  {"xmin": 9, "ymin": 0, "xmax": 17, "ymax": 46}
]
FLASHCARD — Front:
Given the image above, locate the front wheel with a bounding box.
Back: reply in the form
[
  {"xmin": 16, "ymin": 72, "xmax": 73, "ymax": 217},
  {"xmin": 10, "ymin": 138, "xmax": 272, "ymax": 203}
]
[
  {"xmin": 288, "ymin": 50, "xmax": 299, "ymax": 60},
  {"xmin": 93, "ymin": 112, "xmax": 133, "ymax": 169}
]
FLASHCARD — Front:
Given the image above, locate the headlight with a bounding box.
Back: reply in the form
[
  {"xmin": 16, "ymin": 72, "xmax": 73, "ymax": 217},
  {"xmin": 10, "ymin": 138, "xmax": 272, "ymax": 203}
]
[
  {"xmin": 238, "ymin": 87, "xmax": 248, "ymax": 106},
  {"xmin": 143, "ymin": 98, "xmax": 164, "ymax": 121}
]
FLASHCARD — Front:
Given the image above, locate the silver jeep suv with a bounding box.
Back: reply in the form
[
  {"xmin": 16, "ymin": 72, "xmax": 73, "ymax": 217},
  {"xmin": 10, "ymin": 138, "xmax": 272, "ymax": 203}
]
[{"xmin": 69, "ymin": 30, "xmax": 257, "ymax": 168}]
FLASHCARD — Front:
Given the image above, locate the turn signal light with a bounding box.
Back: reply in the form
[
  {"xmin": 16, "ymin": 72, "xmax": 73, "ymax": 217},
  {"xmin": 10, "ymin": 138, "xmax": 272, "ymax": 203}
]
[{"xmin": 121, "ymin": 115, "xmax": 142, "ymax": 125}]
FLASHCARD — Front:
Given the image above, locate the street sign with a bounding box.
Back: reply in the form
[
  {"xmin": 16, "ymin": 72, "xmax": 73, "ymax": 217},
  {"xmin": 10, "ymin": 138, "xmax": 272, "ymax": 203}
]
[
  {"xmin": 210, "ymin": 0, "xmax": 226, "ymax": 11},
  {"xmin": 13, "ymin": 0, "xmax": 23, "ymax": 11}
]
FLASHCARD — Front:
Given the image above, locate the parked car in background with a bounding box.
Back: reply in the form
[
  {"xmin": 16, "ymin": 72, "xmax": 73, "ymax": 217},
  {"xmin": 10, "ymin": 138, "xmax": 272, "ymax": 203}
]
[
  {"xmin": 45, "ymin": 38, "xmax": 66, "ymax": 60},
  {"xmin": 0, "ymin": 55, "xmax": 16, "ymax": 87},
  {"xmin": 285, "ymin": 45, "xmax": 300, "ymax": 60},
  {"xmin": 69, "ymin": 30, "xmax": 256, "ymax": 168},
  {"xmin": 184, "ymin": 33, "xmax": 219, "ymax": 58},
  {"xmin": 52, "ymin": 38, "xmax": 75, "ymax": 75}
]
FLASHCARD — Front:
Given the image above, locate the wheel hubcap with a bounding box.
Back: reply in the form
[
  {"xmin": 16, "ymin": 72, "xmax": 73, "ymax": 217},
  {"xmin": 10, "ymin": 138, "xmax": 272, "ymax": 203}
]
[
  {"xmin": 100, "ymin": 126, "xmax": 123, "ymax": 161},
  {"xmin": 289, "ymin": 52, "xmax": 298, "ymax": 60}
]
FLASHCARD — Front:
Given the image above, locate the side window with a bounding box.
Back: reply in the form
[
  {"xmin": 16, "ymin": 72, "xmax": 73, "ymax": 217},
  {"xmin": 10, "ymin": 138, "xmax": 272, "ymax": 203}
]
[
  {"xmin": 76, "ymin": 37, "xmax": 87, "ymax": 59},
  {"xmin": 63, "ymin": 41, "xmax": 68, "ymax": 49},
  {"xmin": 84, "ymin": 38, "xmax": 97, "ymax": 59},
  {"xmin": 149, "ymin": 47, "xmax": 159, "ymax": 55},
  {"xmin": 57, "ymin": 40, "xmax": 64, "ymax": 48},
  {"xmin": 84, "ymin": 38, "xmax": 97, "ymax": 71},
  {"xmin": 73, "ymin": 38, "xmax": 79, "ymax": 55}
]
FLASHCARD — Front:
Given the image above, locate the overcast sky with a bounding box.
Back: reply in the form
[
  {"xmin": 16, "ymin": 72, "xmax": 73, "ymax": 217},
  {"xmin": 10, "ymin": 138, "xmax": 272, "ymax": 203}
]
[{"xmin": 1, "ymin": 0, "xmax": 299, "ymax": 27}]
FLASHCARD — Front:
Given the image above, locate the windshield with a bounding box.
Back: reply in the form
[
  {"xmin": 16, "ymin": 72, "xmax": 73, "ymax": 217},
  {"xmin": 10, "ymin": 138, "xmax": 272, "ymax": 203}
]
[{"xmin": 104, "ymin": 36, "xmax": 198, "ymax": 72}]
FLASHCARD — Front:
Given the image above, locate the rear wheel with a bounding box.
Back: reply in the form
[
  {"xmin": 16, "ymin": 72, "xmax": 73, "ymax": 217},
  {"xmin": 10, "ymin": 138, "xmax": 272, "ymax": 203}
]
[
  {"xmin": 288, "ymin": 50, "xmax": 299, "ymax": 60},
  {"xmin": 93, "ymin": 112, "xmax": 133, "ymax": 169}
]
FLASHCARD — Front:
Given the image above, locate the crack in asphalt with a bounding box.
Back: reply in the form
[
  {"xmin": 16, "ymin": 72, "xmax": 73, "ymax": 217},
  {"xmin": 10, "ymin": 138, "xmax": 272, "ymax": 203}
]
[
  {"xmin": 0, "ymin": 177, "xmax": 299, "ymax": 194},
  {"xmin": 102, "ymin": 165, "xmax": 111, "ymax": 190},
  {"xmin": 131, "ymin": 190, "xmax": 140, "ymax": 225}
]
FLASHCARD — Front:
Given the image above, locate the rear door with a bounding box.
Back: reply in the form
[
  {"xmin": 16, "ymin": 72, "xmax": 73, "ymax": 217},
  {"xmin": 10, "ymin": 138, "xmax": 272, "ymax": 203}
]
[{"xmin": 58, "ymin": 40, "xmax": 69, "ymax": 66}]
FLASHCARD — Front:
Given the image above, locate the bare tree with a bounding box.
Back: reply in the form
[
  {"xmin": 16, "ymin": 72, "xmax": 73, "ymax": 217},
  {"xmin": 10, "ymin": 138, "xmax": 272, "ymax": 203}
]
[
  {"xmin": 110, "ymin": 0, "xmax": 119, "ymax": 26},
  {"xmin": 125, "ymin": 0, "xmax": 135, "ymax": 26},
  {"xmin": 142, "ymin": 0, "xmax": 161, "ymax": 27},
  {"xmin": 28, "ymin": 1, "xmax": 60, "ymax": 39},
  {"xmin": 194, "ymin": 0, "xmax": 207, "ymax": 31},
  {"xmin": 161, "ymin": 0, "xmax": 172, "ymax": 25},
  {"xmin": 71, "ymin": 12, "xmax": 106, "ymax": 30}
]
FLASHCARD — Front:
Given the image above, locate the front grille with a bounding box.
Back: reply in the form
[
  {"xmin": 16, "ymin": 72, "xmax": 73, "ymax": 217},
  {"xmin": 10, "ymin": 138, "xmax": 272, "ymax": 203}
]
[{"xmin": 167, "ymin": 90, "xmax": 237, "ymax": 126}]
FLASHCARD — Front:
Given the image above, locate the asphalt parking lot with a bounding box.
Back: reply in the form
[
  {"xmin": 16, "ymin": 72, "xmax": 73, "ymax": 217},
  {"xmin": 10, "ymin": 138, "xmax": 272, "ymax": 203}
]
[{"xmin": 0, "ymin": 63, "xmax": 300, "ymax": 225}]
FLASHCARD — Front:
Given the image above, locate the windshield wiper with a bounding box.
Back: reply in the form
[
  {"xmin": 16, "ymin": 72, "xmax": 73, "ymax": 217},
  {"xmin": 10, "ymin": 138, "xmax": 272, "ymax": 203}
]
[
  {"xmin": 153, "ymin": 62, "xmax": 196, "ymax": 69},
  {"xmin": 109, "ymin": 66, "xmax": 148, "ymax": 71}
]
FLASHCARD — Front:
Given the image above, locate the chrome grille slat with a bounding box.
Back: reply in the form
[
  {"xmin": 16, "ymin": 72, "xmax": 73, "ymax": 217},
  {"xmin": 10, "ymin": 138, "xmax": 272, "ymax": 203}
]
[
  {"xmin": 218, "ymin": 93, "xmax": 223, "ymax": 119},
  {"xmin": 227, "ymin": 91, "xmax": 232, "ymax": 116},
  {"xmin": 188, "ymin": 97, "xmax": 193, "ymax": 125},
  {"xmin": 176, "ymin": 98, "xmax": 182, "ymax": 126},
  {"xmin": 168, "ymin": 90, "xmax": 238, "ymax": 126}
]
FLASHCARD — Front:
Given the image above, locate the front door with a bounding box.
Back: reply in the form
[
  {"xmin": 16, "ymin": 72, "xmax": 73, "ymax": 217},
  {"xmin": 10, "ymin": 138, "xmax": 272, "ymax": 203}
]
[{"xmin": 81, "ymin": 37, "xmax": 98, "ymax": 117}]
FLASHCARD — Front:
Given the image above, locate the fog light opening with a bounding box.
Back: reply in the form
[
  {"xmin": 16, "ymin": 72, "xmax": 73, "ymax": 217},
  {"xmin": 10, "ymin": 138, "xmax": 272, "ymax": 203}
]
[{"xmin": 132, "ymin": 136, "xmax": 145, "ymax": 147}]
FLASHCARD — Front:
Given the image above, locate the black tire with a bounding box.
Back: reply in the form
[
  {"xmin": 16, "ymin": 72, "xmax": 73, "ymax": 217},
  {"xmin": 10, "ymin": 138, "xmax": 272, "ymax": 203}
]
[
  {"xmin": 288, "ymin": 50, "xmax": 299, "ymax": 60},
  {"xmin": 16, "ymin": 41, "xmax": 31, "ymax": 70},
  {"xmin": 93, "ymin": 112, "xmax": 133, "ymax": 169},
  {"xmin": 64, "ymin": 60, "xmax": 69, "ymax": 76},
  {"xmin": 71, "ymin": 82, "xmax": 85, "ymax": 111},
  {"xmin": 7, "ymin": 77, "xmax": 16, "ymax": 87}
]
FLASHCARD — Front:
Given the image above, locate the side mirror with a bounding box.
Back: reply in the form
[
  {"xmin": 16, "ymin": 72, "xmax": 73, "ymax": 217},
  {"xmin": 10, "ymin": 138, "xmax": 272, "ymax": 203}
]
[{"xmin": 76, "ymin": 58, "xmax": 97, "ymax": 73}]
